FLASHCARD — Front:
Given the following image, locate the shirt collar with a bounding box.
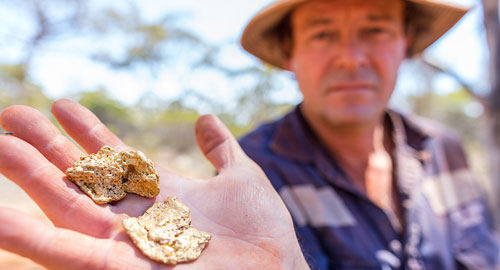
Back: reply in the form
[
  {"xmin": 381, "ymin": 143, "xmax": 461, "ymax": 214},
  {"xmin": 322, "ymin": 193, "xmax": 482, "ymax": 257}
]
[
  {"xmin": 386, "ymin": 109, "xmax": 430, "ymax": 155},
  {"xmin": 270, "ymin": 105, "xmax": 430, "ymax": 164},
  {"xmin": 270, "ymin": 105, "xmax": 318, "ymax": 163}
]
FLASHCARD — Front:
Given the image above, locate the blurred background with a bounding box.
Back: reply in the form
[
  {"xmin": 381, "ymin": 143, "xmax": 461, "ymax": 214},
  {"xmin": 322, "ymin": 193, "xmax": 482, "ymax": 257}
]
[{"xmin": 1, "ymin": 0, "xmax": 500, "ymax": 268}]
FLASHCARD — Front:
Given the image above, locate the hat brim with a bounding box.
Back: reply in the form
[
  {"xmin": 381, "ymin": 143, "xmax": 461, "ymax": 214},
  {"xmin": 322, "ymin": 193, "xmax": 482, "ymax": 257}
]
[{"xmin": 240, "ymin": 0, "xmax": 470, "ymax": 70}]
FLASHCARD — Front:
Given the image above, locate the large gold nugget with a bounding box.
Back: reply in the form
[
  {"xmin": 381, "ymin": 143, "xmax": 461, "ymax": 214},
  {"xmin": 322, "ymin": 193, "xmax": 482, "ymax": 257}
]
[
  {"xmin": 66, "ymin": 145, "xmax": 160, "ymax": 204},
  {"xmin": 122, "ymin": 196, "xmax": 211, "ymax": 264}
]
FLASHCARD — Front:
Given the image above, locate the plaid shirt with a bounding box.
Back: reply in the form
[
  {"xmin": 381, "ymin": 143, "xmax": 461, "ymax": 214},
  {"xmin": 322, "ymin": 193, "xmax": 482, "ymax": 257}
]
[{"xmin": 239, "ymin": 106, "xmax": 498, "ymax": 270}]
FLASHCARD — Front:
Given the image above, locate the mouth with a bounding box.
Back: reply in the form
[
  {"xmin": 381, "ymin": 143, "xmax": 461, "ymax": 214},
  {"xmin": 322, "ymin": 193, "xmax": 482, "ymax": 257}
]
[{"xmin": 326, "ymin": 82, "xmax": 375, "ymax": 93}]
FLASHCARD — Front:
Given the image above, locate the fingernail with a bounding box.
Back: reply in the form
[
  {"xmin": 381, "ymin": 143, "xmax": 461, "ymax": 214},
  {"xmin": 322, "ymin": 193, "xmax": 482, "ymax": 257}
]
[{"xmin": 3, "ymin": 132, "xmax": 14, "ymax": 135}]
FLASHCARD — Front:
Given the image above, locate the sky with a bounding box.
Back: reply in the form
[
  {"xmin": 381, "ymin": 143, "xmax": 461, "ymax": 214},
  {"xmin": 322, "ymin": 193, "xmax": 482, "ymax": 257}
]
[{"xmin": 0, "ymin": 0, "xmax": 488, "ymax": 113}]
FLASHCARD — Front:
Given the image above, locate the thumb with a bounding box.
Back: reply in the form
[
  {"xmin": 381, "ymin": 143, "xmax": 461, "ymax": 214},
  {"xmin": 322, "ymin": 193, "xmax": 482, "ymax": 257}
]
[{"xmin": 195, "ymin": 114, "xmax": 248, "ymax": 173}]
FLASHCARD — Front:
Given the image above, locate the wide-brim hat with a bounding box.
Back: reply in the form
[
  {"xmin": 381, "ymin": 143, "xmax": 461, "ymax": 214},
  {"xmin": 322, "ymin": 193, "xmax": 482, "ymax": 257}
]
[{"xmin": 240, "ymin": 0, "xmax": 470, "ymax": 70}]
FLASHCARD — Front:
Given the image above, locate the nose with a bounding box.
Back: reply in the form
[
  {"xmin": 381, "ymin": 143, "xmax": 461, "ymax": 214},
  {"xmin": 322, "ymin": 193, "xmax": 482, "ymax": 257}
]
[{"xmin": 333, "ymin": 39, "xmax": 368, "ymax": 71}]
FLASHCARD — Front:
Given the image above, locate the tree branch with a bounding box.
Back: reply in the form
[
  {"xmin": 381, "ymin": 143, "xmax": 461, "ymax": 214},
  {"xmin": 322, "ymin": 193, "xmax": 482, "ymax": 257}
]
[{"xmin": 420, "ymin": 57, "xmax": 488, "ymax": 108}]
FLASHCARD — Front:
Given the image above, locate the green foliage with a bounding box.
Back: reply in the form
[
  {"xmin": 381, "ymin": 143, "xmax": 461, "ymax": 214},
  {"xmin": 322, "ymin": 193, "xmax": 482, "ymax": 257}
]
[
  {"xmin": 89, "ymin": 5, "xmax": 207, "ymax": 71},
  {"xmin": 155, "ymin": 101, "xmax": 200, "ymax": 125},
  {"xmin": 0, "ymin": 65, "xmax": 26, "ymax": 82},
  {"xmin": 78, "ymin": 89, "xmax": 132, "ymax": 136},
  {"xmin": 79, "ymin": 90, "xmax": 130, "ymax": 121},
  {"xmin": 408, "ymin": 88, "xmax": 483, "ymax": 144},
  {"xmin": 0, "ymin": 64, "xmax": 53, "ymax": 115},
  {"xmin": 0, "ymin": 0, "xmax": 291, "ymax": 150}
]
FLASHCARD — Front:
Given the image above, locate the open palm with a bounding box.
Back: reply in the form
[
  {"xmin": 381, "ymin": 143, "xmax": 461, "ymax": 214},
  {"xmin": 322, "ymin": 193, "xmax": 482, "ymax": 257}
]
[{"xmin": 0, "ymin": 99, "xmax": 308, "ymax": 270}]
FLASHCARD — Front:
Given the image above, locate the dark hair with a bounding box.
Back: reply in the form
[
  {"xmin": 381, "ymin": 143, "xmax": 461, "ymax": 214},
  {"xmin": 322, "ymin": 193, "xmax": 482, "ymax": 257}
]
[
  {"xmin": 404, "ymin": 3, "xmax": 419, "ymax": 36},
  {"xmin": 273, "ymin": 12, "xmax": 293, "ymax": 59}
]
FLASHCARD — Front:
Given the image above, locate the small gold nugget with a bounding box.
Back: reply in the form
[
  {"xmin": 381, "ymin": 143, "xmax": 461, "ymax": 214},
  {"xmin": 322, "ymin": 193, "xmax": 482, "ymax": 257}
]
[
  {"xmin": 122, "ymin": 196, "xmax": 211, "ymax": 264},
  {"xmin": 66, "ymin": 145, "xmax": 160, "ymax": 204}
]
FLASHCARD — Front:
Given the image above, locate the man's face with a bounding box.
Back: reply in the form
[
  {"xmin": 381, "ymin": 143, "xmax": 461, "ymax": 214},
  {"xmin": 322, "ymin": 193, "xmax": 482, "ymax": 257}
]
[{"xmin": 286, "ymin": 0, "xmax": 408, "ymax": 126}]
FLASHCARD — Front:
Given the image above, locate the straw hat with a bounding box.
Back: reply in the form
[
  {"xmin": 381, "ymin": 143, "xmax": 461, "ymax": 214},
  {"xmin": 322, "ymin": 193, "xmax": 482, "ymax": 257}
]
[{"xmin": 240, "ymin": 0, "xmax": 470, "ymax": 69}]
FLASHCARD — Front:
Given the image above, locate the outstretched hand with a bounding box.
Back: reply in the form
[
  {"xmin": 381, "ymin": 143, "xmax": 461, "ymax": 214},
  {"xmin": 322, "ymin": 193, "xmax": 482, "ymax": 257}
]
[{"xmin": 0, "ymin": 99, "xmax": 308, "ymax": 270}]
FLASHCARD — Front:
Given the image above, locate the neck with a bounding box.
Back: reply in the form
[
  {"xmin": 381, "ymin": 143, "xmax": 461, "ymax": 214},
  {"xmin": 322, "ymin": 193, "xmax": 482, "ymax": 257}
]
[
  {"xmin": 306, "ymin": 115, "xmax": 381, "ymax": 159},
  {"xmin": 302, "ymin": 110, "xmax": 389, "ymax": 188}
]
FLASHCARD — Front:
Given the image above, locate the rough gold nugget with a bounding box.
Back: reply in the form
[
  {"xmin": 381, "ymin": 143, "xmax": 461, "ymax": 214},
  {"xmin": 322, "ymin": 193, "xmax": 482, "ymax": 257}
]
[
  {"xmin": 122, "ymin": 196, "xmax": 211, "ymax": 264},
  {"xmin": 66, "ymin": 145, "xmax": 160, "ymax": 204}
]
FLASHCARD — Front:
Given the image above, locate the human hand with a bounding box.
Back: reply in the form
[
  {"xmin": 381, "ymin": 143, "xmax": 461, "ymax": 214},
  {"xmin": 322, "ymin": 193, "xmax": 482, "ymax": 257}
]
[{"xmin": 0, "ymin": 99, "xmax": 309, "ymax": 270}]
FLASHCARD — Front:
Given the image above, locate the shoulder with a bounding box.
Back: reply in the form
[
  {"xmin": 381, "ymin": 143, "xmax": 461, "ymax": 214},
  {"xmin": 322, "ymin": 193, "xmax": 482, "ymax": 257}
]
[
  {"xmin": 399, "ymin": 112, "xmax": 468, "ymax": 168},
  {"xmin": 239, "ymin": 108, "xmax": 300, "ymax": 160},
  {"xmin": 239, "ymin": 120, "xmax": 277, "ymax": 149},
  {"xmin": 239, "ymin": 119, "xmax": 279, "ymax": 158},
  {"xmin": 238, "ymin": 112, "xmax": 302, "ymax": 189},
  {"xmin": 401, "ymin": 112, "xmax": 464, "ymax": 147}
]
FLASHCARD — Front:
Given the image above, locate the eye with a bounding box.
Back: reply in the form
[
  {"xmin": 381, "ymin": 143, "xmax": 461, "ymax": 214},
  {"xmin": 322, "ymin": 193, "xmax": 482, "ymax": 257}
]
[
  {"xmin": 366, "ymin": 27, "xmax": 387, "ymax": 34},
  {"xmin": 361, "ymin": 26, "xmax": 392, "ymax": 39},
  {"xmin": 311, "ymin": 30, "xmax": 337, "ymax": 41},
  {"xmin": 314, "ymin": 31, "xmax": 330, "ymax": 39}
]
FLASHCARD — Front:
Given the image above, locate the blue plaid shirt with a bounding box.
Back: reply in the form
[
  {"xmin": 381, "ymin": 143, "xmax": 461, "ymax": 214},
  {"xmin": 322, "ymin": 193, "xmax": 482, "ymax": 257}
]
[{"xmin": 239, "ymin": 106, "xmax": 498, "ymax": 270}]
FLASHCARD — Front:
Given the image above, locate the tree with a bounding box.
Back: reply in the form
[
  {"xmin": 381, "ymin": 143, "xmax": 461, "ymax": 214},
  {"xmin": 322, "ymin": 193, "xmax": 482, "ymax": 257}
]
[
  {"xmin": 421, "ymin": 0, "xmax": 500, "ymax": 227},
  {"xmin": 481, "ymin": 0, "xmax": 500, "ymax": 226},
  {"xmin": 0, "ymin": 0, "xmax": 219, "ymax": 147}
]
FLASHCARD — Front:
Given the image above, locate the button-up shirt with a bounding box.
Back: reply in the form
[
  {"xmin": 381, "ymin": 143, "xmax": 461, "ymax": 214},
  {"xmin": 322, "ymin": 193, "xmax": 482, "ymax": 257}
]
[{"xmin": 239, "ymin": 106, "xmax": 498, "ymax": 270}]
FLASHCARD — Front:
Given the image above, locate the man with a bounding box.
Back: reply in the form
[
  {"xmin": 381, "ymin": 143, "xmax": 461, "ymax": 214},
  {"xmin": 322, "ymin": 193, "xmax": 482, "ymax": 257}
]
[
  {"xmin": 238, "ymin": 0, "xmax": 499, "ymax": 269},
  {"xmin": 0, "ymin": 1, "xmax": 496, "ymax": 270}
]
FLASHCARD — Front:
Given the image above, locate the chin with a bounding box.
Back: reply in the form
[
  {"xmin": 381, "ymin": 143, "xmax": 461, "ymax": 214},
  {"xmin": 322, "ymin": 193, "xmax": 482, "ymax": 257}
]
[{"xmin": 322, "ymin": 107, "xmax": 381, "ymax": 126}]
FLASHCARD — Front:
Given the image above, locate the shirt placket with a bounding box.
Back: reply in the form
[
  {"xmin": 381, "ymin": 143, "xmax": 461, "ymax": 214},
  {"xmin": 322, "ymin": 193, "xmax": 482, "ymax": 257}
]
[
  {"xmin": 392, "ymin": 115, "xmax": 428, "ymax": 270},
  {"xmin": 314, "ymin": 136, "xmax": 410, "ymax": 269}
]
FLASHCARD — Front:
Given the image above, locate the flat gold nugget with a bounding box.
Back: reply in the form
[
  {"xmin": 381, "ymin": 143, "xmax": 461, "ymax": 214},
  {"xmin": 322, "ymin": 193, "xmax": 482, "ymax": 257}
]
[
  {"xmin": 122, "ymin": 196, "xmax": 211, "ymax": 264},
  {"xmin": 66, "ymin": 145, "xmax": 160, "ymax": 204}
]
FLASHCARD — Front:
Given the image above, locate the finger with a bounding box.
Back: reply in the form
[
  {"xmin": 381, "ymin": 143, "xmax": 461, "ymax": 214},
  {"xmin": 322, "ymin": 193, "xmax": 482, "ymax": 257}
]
[
  {"xmin": 0, "ymin": 208, "xmax": 153, "ymax": 270},
  {"xmin": 51, "ymin": 99, "xmax": 130, "ymax": 154},
  {"xmin": 0, "ymin": 135, "xmax": 116, "ymax": 237},
  {"xmin": 51, "ymin": 99, "xmax": 185, "ymax": 216},
  {"xmin": 195, "ymin": 114, "xmax": 250, "ymax": 173},
  {"xmin": 0, "ymin": 105, "xmax": 84, "ymax": 171}
]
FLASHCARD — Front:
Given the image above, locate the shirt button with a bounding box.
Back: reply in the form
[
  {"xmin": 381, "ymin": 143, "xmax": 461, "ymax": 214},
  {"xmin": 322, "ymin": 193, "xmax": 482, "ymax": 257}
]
[
  {"xmin": 402, "ymin": 199, "xmax": 412, "ymax": 209},
  {"xmin": 409, "ymin": 223, "xmax": 420, "ymax": 233},
  {"xmin": 407, "ymin": 258, "xmax": 422, "ymax": 270},
  {"xmin": 390, "ymin": 240, "xmax": 402, "ymax": 253}
]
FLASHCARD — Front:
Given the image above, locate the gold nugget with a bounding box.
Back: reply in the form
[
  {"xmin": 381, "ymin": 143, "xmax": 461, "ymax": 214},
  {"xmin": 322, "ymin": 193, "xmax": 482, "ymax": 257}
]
[
  {"xmin": 66, "ymin": 145, "xmax": 160, "ymax": 204},
  {"xmin": 122, "ymin": 196, "xmax": 211, "ymax": 264}
]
